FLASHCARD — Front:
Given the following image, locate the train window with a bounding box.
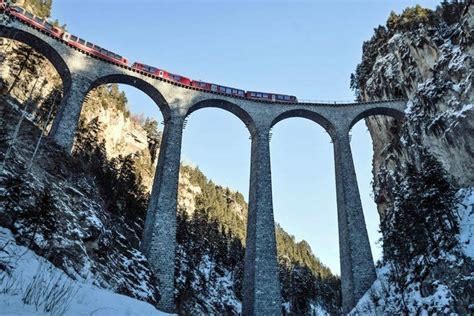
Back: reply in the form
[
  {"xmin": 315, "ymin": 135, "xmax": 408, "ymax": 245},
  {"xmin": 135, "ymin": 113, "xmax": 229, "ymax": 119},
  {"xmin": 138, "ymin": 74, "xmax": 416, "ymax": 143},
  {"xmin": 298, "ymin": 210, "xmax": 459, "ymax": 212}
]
[
  {"xmin": 226, "ymin": 88, "xmax": 231, "ymax": 93},
  {"xmin": 44, "ymin": 22, "xmax": 53, "ymax": 30},
  {"xmin": 86, "ymin": 42, "xmax": 93, "ymax": 48},
  {"xmin": 34, "ymin": 16, "xmax": 43, "ymax": 23},
  {"xmin": 25, "ymin": 12, "xmax": 34, "ymax": 19},
  {"xmin": 257, "ymin": 93, "xmax": 262, "ymax": 97},
  {"xmin": 238, "ymin": 91, "xmax": 244, "ymax": 95},
  {"xmin": 232, "ymin": 89, "xmax": 237, "ymax": 93},
  {"xmin": 284, "ymin": 96, "xmax": 290, "ymax": 100},
  {"xmin": 12, "ymin": 6, "xmax": 24, "ymax": 13},
  {"xmin": 78, "ymin": 38, "xmax": 86, "ymax": 45},
  {"xmin": 70, "ymin": 35, "xmax": 78, "ymax": 41},
  {"xmin": 251, "ymin": 93, "xmax": 256, "ymax": 97},
  {"xmin": 262, "ymin": 94, "xmax": 268, "ymax": 98}
]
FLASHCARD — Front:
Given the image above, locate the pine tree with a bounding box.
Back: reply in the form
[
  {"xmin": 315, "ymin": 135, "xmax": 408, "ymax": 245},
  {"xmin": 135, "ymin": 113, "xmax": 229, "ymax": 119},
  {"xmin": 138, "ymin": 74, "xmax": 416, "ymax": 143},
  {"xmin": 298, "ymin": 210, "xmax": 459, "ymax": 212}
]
[
  {"xmin": 16, "ymin": 187, "xmax": 58, "ymax": 246},
  {"xmin": 142, "ymin": 118, "xmax": 161, "ymax": 165},
  {"xmin": 34, "ymin": 88, "xmax": 62, "ymax": 128},
  {"xmin": 7, "ymin": 45, "xmax": 45, "ymax": 95},
  {"xmin": 381, "ymin": 150, "xmax": 459, "ymax": 272},
  {"xmin": 0, "ymin": 173, "xmax": 29, "ymax": 230}
]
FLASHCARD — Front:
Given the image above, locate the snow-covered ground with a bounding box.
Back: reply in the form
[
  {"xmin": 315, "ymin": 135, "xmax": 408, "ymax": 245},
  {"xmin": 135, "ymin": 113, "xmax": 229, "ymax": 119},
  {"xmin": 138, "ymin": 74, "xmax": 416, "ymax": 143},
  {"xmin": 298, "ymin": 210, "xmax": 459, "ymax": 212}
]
[{"xmin": 0, "ymin": 228, "xmax": 174, "ymax": 316}]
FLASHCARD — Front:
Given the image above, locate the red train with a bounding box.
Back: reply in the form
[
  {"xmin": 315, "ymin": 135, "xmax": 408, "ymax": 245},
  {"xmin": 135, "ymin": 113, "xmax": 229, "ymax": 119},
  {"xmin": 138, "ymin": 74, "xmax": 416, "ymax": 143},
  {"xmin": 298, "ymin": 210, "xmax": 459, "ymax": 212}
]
[
  {"xmin": 4, "ymin": 3, "xmax": 128, "ymax": 66},
  {"xmin": 246, "ymin": 91, "xmax": 298, "ymax": 102},
  {"xmin": 132, "ymin": 62, "xmax": 191, "ymax": 85},
  {"xmin": 2, "ymin": 1, "xmax": 298, "ymax": 103},
  {"xmin": 8, "ymin": 5, "xmax": 63, "ymax": 39},
  {"xmin": 190, "ymin": 80, "xmax": 245, "ymax": 97},
  {"xmin": 63, "ymin": 33, "xmax": 128, "ymax": 66}
]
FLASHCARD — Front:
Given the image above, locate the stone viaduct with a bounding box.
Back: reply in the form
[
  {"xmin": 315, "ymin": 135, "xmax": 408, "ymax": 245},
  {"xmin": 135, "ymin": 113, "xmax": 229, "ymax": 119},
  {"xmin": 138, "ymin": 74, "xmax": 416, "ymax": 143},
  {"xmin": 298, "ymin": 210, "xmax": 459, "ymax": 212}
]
[{"xmin": 1, "ymin": 14, "xmax": 406, "ymax": 315}]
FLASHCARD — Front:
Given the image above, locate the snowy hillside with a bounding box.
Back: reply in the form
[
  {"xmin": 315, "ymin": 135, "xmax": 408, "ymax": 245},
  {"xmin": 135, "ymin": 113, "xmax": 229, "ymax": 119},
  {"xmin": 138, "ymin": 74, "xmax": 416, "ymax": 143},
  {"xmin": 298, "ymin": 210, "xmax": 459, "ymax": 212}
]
[{"xmin": 0, "ymin": 228, "xmax": 173, "ymax": 316}]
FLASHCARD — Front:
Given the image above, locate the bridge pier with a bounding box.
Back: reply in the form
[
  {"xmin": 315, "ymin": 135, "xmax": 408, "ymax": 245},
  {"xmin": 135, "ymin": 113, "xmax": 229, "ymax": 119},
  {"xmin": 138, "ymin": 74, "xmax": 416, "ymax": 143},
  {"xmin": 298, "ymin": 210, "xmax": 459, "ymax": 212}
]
[
  {"xmin": 243, "ymin": 127, "xmax": 281, "ymax": 315},
  {"xmin": 49, "ymin": 75, "xmax": 91, "ymax": 153},
  {"xmin": 141, "ymin": 114, "xmax": 184, "ymax": 313},
  {"xmin": 333, "ymin": 131, "xmax": 376, "ymax": 314}
]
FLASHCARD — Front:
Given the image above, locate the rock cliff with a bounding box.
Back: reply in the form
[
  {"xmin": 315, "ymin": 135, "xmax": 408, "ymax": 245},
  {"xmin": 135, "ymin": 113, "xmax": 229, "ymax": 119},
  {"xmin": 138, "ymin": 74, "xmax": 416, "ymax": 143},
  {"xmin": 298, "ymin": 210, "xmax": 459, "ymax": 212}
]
[{"xmin": 350, "ymin": 3, "xmax": 473, "ymax": 314}]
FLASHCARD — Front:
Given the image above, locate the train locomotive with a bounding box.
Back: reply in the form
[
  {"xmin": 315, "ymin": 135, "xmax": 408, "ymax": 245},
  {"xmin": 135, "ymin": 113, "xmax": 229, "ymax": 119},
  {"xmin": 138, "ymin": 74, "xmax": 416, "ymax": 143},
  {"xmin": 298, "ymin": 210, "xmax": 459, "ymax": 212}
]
[{"xmin": 1, "ymin": 0, "xmax": 298, "ymax": 103}]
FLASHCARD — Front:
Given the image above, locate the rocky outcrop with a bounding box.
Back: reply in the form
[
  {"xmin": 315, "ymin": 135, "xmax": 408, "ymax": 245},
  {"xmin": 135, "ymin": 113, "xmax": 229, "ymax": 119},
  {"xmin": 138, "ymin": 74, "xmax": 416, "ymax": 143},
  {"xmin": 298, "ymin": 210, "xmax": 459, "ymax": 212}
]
[
  {"xmin": 351, "ymin": 3, "xmax": 473, "ymax": 314},
  {"xmin": 354, "ymin": 4, "xmax": 473, "ymax": 215}
]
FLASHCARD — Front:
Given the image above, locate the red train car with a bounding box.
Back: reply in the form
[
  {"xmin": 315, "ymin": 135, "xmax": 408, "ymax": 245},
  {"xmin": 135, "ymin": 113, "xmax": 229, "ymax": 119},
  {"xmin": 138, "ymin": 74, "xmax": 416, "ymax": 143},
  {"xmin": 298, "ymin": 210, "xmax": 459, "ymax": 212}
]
[
  {"xmin": 8, "ymin": 5, "xmax": 64, "ymax": 39},
  {"xmin": 63, "ymin": 33, "xmax": 128, "ymax": 66},
  {"xmin": 245, "ymin": 91, "xmax": 297, "ymax": 103},
  {"xmin": 133, "ymin": 62, "xmax": 191, "ymax": 86},
  {"xmin": 132, "ymin": 62, "xmax": 160, "ymax": 76},
  {"xmin": 161, "ymin": 70, "xmax": 191, "ymax": 86},
  {"xmin": 191, "ymin": 80, "xmax": 245, "ymax": 97}
]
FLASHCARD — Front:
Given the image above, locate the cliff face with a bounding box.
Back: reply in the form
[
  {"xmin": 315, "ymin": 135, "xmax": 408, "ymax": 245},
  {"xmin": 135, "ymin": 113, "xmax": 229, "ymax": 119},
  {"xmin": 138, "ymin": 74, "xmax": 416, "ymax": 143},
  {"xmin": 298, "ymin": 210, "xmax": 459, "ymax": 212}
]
[
  {"xmin": 350, "ymin": 3, "xmax": 473, "ymax": 314},
  {"xmin": 353, "ymin": 4, "xmax": 473, "ymax": 215},
  {"xmin": 0, "ymin": 38, "xmax": 61, "ymax": 118}
]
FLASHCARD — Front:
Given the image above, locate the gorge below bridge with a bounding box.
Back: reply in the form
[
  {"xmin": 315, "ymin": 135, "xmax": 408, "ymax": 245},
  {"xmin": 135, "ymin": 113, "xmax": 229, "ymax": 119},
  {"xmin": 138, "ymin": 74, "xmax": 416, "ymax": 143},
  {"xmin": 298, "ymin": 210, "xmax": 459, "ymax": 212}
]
[{"xmin": 0, "ymin": 13, "xmax": 407, "ymax": 315}]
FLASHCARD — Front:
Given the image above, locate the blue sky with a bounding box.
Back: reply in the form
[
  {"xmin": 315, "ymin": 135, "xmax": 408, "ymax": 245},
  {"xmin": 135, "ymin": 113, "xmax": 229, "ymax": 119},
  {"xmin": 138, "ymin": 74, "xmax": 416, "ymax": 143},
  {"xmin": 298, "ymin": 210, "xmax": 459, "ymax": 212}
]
[{"xmin": 53, "ymin": 0, "xmax": 440, "ymax": 274}]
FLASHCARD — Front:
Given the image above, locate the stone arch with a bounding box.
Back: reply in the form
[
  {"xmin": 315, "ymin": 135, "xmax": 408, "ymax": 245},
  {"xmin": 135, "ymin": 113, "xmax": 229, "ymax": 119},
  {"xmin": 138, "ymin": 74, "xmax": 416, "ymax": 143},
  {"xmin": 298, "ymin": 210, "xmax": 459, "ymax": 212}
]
[
  {"xmin": 349, "ymin": 107, "xmax": 405, "ymax": 131},
  {"xmin": 271, "ymin": 109, "xmax": 336, "ymax": 141},
  {"xmin": 88, "ymin": 74, "xmax": 171, "ymax": 120},
  {"xmin": 0, "ymin": 25, "xmax": 72, "ymax": 93},
  {"xmin": 186, "ymin": 98, "xmax": 257, "ymax": 136}
]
